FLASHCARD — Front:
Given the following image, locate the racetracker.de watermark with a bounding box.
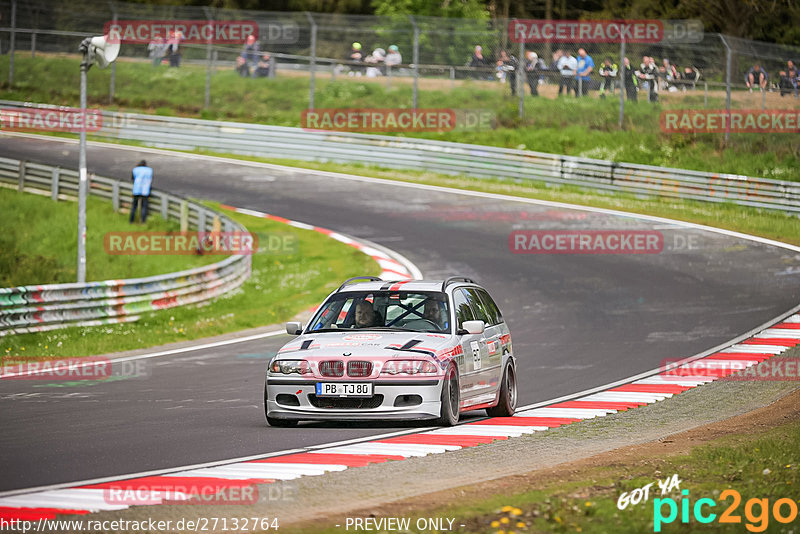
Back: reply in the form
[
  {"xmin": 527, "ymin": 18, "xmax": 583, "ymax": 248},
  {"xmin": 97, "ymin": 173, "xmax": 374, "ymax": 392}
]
[
  {"xmin": 103, "ymin": 484, "xmax": 259, "ymax": 506},
  {"xmin": 104, "ymin": 232, "xmax": 259, "ymax": 255},
  {"xmin": 509, "ymin": 230, "xmax": 663, "ymax": 254},
  {"xmin": 661, "ymin": 357, "xmax": 800, "ymax": 380},
  {"xmin": 0, "ymin": 357, "xmax": 148, "ymax": 380},
  {"xmin": 509, "ymin": 19, "xmax": 703, "ymax": 43},
  {"xmin": 301, "ymin": 108, "xmax": 495, "ymax": 133},
  {"xmin": 0, "ymin": 107, "xmax": 102, "ymax": 132},
  {"xmin": 103, "ymin": 20, "xmax": 259, "ymax": 44},
  {"xmin": 661, "ymin": 109, "xmax": 800, "ymax": 133}
]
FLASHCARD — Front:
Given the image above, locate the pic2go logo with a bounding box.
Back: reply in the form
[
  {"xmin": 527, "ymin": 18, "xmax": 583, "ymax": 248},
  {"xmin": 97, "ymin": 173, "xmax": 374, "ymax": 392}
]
[{"xmin": 653, "ymin": 489, "xmax": 799, "ymax": 532}]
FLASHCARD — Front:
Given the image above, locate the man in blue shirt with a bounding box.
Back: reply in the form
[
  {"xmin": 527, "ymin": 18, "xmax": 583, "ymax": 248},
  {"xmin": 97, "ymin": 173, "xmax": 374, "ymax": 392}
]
[
  {"xmin": 576, "ymin": 48, "xmax": 595, "ymax": 97},
  {"xmin": 130, "ymin": 160, "xmax": 154, "ymax": 224}
]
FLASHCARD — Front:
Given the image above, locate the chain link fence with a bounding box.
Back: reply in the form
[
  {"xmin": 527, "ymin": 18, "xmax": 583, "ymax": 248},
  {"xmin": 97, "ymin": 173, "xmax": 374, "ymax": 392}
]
[{"xmin": 0, "ymin": 0, "xmax": 798, "ymax": 126}]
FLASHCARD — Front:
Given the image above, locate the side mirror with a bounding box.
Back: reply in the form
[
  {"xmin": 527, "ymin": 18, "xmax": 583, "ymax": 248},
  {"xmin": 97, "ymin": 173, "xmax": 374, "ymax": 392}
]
[
  {"xmin": 285, "ymin": 322, "xmax": 303, "ymax": 335},
  {"xmin": 461, "ymin": 320, "xmax": 485, "ymax": 335}
]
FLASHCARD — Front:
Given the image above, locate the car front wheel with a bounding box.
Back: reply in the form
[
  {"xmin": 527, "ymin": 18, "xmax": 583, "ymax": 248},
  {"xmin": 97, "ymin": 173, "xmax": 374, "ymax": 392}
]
[{"xmin": 437, "ymin": 363, "xmax": 460, "ymax": 426}]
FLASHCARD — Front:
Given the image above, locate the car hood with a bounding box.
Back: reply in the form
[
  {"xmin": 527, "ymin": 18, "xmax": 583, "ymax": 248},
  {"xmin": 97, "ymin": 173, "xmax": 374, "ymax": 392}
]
[{"xmin": 277, "ymin": 331, "xmax": 455, "ymax": 360}]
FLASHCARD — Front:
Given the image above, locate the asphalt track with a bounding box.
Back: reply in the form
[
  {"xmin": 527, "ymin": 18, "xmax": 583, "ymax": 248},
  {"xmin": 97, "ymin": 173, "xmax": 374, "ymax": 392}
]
[{"xmin": 1, "ymin": 135, "xmax": 798, "ymax": 492}]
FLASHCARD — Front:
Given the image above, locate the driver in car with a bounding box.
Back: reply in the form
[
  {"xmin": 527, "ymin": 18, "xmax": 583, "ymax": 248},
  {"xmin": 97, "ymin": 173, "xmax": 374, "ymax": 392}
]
[
  {"xmin": 354, "ymin": 300, "xmax": 377, "ymax": 328},
  {"xmin": 423, "ymin": 299, "xmax": 447, "ymax": 330}
]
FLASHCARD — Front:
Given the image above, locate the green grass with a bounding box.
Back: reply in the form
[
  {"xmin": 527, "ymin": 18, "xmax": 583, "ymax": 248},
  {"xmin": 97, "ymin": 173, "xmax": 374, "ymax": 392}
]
[
  {"xmin": 292, "ymin": 416, "xmax": 800, "ymax": 534},
  {"xmin": 0, "ymin": 187, "xmax": 219, "ymax": 286},
  {"xmin": 2, "ymin": 54, "xmax": 798, "ymax": 181},
  {"xmin": 174, "ymin": 151, "xmax": 800, "ymax": 247},
  {"xmin": 1, "ymin": 200, "xmax": 379, "ymax": 358}
]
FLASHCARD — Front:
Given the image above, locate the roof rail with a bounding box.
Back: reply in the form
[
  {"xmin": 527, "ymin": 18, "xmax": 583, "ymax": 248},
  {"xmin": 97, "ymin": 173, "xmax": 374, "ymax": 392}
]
[
  {"xmin": 441, "ymin": 276, "xmax": 475, "ymax": 292},
  {"xmin": 338, "ymin": 276, "xmax": 383, "ymax": 291}
]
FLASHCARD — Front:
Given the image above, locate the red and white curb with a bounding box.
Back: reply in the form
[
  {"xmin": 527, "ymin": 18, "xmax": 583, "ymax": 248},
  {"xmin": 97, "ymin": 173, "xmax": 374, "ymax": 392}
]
[
  {"xmin": 1, "ymin": 313, "xmax": 797, "ymax": 522},
  {"xmin": 219, "ymin": 205, "xmax": 421, "ymax": 281}
]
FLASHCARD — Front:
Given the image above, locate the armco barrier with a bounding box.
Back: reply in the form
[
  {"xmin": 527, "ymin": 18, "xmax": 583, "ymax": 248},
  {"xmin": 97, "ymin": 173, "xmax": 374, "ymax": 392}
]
[
  {"xmin": 0, "ymin": 156, "xmax": 251, "ymax": 335},
  {"xmin": 2, "ymin": 100, "xmax": 797, "ymax": 213}
]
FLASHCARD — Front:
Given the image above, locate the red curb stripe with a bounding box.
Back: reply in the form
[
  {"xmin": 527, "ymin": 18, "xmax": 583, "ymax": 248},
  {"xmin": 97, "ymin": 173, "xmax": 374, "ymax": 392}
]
[
  {"xmin": 266, "ymin": 214, "xmax": 291, "ymax": 224},
  {"xmin": 772, "ymin": 323, "xmax": 800, "ymax": 329},
  {"xmin": 314, "ymin": 227, "xmax": 333, "ymax": 235},
  {"xmin": 743, "ymin": 338, "xmax": 799, "ymax": 347},
  {"xmin": 255, "ymin": 453, "xmax": 404, "ymax": 467},
  {"xmin": 610, "ymin": 384, "xmax": 692, "ymax": 394},
  {"xmin": 471, "ymin": 417, "xmax": 581, "ymax": 427},
  {"xmin": 80, "ymin": 476, "xmax": 271, "ymax": 491},
  {"xmin": 0, "ymin": 507, "xmax": 91, "ymax": 521},
  {"xmin": 377, "ymin": 434, "xmax": 503, "ymax": 446},
  {"xmin": 710, "ymin": 353, "xmax": 773, "ymax": 361},
  {"xmin": 553, "ymin": 400, "xmax": 645, "ymax": 410}
]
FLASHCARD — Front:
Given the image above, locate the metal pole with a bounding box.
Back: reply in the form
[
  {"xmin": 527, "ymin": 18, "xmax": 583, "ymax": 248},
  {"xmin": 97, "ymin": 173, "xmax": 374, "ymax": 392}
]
[
  {"xmin": 77, "ymin": 46, "xmax": 90, "ymax": 283},
  {"xmin": 9, "ymin": 0, "xmax": 16, "ymax": 86},
  {"xmin": 518, "ymin": 37, "xmax": 524, "ymax": 119},
  {"xmin": 203, "ymin": 7, "xmax": 213, "ymax": 110},
  {"xmin": 410, "ymin": 16, "xmax": 419, "ymax": 109},
  {"xmin": 30, "ymin": 32, "xmax": 35, "ymax": 58},
  {"xmin": 108, "ymin": 2, "xmax": 117, "ymax": 103},
  {"xmin": 720, "ymin": 34, "xmax": 732, "ymax": 144},
  {"xmin": 704, "ymin": 81, "xmax": 708, "ymax": 108},
  {"xmin": 619, "ymin": 38, "xmax": 625, "ymax": 128},
  {"xmin": 305, "ymin": 12, "xmax": 316, "ymax": 111}
]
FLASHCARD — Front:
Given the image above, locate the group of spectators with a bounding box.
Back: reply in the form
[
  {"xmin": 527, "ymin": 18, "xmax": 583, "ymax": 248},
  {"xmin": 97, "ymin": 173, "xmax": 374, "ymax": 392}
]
[
  {"xmin": 473, "ymin": 45, "xmax": 702, "ymax": 102},
  {"xmin": 745, "ymin": 61, "xmax": 799, "ymax": 97},
  {"xmin": 342, "ymin": 42, "xmax": 403, "ymax": 77},
  {"xmin": 146, "ymin": 31, "xmax": 185, "ymax": 67},
  {"xmin": 236, "ymin": 34, "xmax": 275, "ymax": 78}
]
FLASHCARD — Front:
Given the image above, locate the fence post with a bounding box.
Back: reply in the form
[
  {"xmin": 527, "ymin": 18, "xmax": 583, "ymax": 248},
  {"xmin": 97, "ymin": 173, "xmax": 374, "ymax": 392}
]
[
  {"xmin": 203, "ymin": 7, "xmax": 213, "ymax": 110},
  {"xmin": 111, "ymin": 181, "xmax": 119, "ymax": 211},
  {"xmin": 450, "ymin": 66, "xmax": 454, "ymax": 90},
  {"xmin": 386, "ymin": 64, "xmax": 391, "ymax": 88},
  {"xmin": 704, "ymin": 81, "xmax": 708, "ymax": 108},
  {"xmin": 409, "ymin": 15, "xmax": 419, "ymax": 109},
  {"xmin": 9, "ymin": 0, "xmax": 16, "ymax": 86},
  {"xmin": 305, "ymin": 12, "xmax": 317, "ymax": 111},
  {"xmin": 51, "ymin": 167, "xmax": 59, "ymax": 201},
  {"xmin": 719, "ymin": 34, "xmax": 732, "ymax": 144},
  {"xmin": 518, "ymin": 36, "xmax": 524, "ymax": 119},
  {"xmin": 160, "ymin": 193, "xmax": 169, "ymax": 220},
  {"xmin": 17, "ymin": 160, "xmax": 25, "ymax": 192},
  {"xmin": 618, "ymin": 37, "xmax": 625, "ymax": 128},
  {"xmin": 31, "ymin": 32, "xmax": 35, "ymax": 58},
  {"xmin": 761, "ymin": 88, "xmax": 766, "ymax": 110},
  {"xmin": 108, "ymin": 1, "xmax": 117, "ymax": 104},
  {"xmin": 180, "ymin": 200, "xmax": 189, "ymax": 232}
]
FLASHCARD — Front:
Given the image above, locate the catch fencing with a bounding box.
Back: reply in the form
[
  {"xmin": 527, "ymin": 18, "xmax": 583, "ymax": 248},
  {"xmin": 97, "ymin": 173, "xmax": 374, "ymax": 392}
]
[{"xmin": 0, "ymin": 156, "xmax": 252, "ymax": 335}]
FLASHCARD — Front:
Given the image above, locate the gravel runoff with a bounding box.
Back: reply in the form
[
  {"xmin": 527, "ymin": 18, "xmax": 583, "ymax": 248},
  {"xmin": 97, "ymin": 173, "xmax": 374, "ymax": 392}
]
[{"xmin": 49, "ymin": 352, "xmax": 800, "ymax": 534}]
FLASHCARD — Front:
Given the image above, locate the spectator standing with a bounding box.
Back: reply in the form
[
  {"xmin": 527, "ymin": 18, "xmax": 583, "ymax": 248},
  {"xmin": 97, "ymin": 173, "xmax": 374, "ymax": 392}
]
[
  {"xmin": 385, "ymin": 45, "xmax": 402, "ymax": 68},
  {"xmin": 255, "ymin": 53, "xmax": 274, "ymax": 78},
  {"xmin": 147, "ymin": 37, "xmax": 166, "ymax": 67},
  {"xmin": 622, "ymin": 57, "xmax": 638, "ymax": 102},
  {"xmin": 557, "ymin": 50, "xmax": 577, "ymax": 96},
  {"xmin": 469, "ymin": 45, "xmax": 491, "ymax": 80},
  {"xmin": 365, "ymin": 47, "xmax": 385, "ymax": 77},
  {"xmin": 235, "ymin": 56, "xmax": 250, "ymax": 77},
  {"xmin": 496, "ymin": 50, "xmax": 518, "ymax": 95},
  {"xmin": 165, "ymin": 31, "xmax": 183, "ymax": 68},
  {"xmin": 241, "ymin": 34, "xmax": 260, "ymax": 77},
  {"xmin": 524, "ymin": 51, "xmax": 546, "ymax": 96},
  {"xmin": 778, "ymin": 60, "xmax": 798, "ymax": 97},
  {"xmin": 745, "ymin": 63, "xmax": 768, "ymax": 91},
  {"xmin": 129, "ymin": 160, "xmax": 153, "ymax": 224},
  {"xmin": 681, "ymin": 66, "xmax": 700, "ymax": 90},
  {"xmin": 598, "ymin": 57, "xmax": 618, "ymax": 99},
  {"xmin": 576, "ymin": 48, "xmax": 594, "ymax": 97},
  {"xmin": 347, "ymin": 42, "xmax": 364, "ymax": 76},
  {"xmin": 637, "ymin": 55, "xmax": 658, "ymax": 102}
]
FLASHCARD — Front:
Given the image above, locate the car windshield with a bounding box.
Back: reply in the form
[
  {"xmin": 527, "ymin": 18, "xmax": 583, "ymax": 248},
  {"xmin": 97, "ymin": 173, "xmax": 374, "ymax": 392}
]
[{"xmin": 307, "ymin": 291, "xmax": 451, "ymax": 333}]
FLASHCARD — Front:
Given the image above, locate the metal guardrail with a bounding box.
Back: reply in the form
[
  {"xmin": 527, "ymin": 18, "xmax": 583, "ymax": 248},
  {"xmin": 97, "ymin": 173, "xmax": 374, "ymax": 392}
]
[
  {"xmin": 5, "ymin": 101, "xmax": 791, "ymax": 213},
  {"xmin": 0, "ymin": 156, "xmax": 252, "ymax": 335}
]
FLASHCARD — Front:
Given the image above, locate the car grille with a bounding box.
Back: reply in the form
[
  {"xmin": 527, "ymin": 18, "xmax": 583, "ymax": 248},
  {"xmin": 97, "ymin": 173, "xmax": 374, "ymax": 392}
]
[
  {"xmin": 319, "ymin": 360, "xmax": 344, "ymax": 377},
  {"xmin": 347, "ymin": 360, "xmax": 373, "ymax": 377},
  {"xmin": 308, "ymin": 394, "xmax": 384, "ymax": 409}
]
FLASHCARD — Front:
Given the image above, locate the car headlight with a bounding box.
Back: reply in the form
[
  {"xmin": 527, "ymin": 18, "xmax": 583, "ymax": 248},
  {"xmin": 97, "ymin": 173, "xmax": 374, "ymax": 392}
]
[
  {"xmin": 270, "ymin": 360, "xmax": 312, "ymax": 375},
  {"xmin": 381, "ymin": 360, "xmax": 438, "ymax": 375}
]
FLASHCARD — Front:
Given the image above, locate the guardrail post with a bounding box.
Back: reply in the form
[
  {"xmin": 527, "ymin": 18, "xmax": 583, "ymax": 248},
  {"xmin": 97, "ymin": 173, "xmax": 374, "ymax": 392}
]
[
  {"xmin": 111, "ymin": 181, "xmax": 119, "ymax": 212},
  {"xmin": 17, "ymin": 160, "xmax": 25, "ymax": 192},
  {"xmin": 212, "ymin": 215, "xmax": 221, "ymax": 233},
  {"xmin": 610, "ymin": 162, "xmax": 617, "ymax": 185},
  {"xmin": 197, "ymin": 209, "xmax": 207, "ymax": 232},
  {"xmin": 160, "ymin": 194, "xmax": 169, "ymax": 220},
  {"xmin": 180, "ymin": 200, "xmax": 188, "ymax": 232},
  {"xmin": 51, "ymin": 167, "xmax": 60, "ymax": 201}
]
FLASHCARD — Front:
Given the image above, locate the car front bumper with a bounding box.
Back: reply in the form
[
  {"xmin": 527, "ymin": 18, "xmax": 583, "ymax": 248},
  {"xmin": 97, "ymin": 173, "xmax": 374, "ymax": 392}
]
[{"xmin": 265, "ymin": 377, "xmax": 443, "ymax": 421}]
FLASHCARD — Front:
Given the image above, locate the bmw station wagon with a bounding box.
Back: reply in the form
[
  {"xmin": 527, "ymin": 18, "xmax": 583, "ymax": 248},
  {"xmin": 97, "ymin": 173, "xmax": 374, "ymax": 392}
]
[{"xmin": 264, "ymin": 277, "xmax": 517, "ymax": 426}]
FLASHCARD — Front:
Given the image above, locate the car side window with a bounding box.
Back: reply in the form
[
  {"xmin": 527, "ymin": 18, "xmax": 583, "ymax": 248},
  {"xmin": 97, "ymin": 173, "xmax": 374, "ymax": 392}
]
[
  {"xmin": 452, "ymin": 289, "xmax": 475, "ymax": 329},
  {"xmin": 464, "ymin": 288, "xmax": 492, "ymax": 325},
  {"xmin": 477, "ymin": 289, "xmax": 503, "ymax": 325}
]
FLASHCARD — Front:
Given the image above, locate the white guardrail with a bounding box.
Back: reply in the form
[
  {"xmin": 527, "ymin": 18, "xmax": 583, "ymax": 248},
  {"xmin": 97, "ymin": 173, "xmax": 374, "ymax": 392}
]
[
  {"xmin": 3, "ymin": 100, "xmax": 800, "ymax": 213},
  {"xmin": 0, "ymin": 156, "xmax": 252, "ymax": 335}
]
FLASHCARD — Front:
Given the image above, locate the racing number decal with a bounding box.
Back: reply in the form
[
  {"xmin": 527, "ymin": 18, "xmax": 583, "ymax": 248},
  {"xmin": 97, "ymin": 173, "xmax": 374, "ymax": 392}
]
[{"xmin": 470, "ymin": 341, "xmax": 481, "ymax": 371}]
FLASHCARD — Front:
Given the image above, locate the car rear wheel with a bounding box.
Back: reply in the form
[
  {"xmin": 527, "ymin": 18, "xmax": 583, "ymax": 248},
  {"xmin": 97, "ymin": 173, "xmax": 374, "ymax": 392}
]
[
  {"xmin": 437, "ymin": 363, "xmax": 460, "ymax": 426},
  {"xmin": 486, "ymin": 360, "xmax": 517, "ymax": 417},
  {"xmin": 264, "ymin": 383, "xmax": 298, "ymax": 427}
]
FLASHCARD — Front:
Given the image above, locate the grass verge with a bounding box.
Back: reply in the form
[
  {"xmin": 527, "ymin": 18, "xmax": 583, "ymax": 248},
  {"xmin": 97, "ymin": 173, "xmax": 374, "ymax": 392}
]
[
  {"xmin": 1, "ymin": 199, "xmax": 379, "ymax": 359},
  {"xmin": 2, "ymin": 54, "xmax": 798, "ymax": 180}
]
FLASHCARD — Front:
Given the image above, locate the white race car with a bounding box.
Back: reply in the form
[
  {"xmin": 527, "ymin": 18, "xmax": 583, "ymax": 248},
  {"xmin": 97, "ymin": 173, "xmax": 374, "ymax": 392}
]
[{"xmin": 264, "ymin": 277, "xmax": 517, "ymax": 426}]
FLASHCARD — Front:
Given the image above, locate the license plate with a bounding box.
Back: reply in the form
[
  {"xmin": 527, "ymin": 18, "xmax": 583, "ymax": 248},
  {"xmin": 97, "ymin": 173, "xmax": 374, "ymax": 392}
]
[{"xmin": 315, "ymin": 382, "xmax": 373, "ymax": 397}]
